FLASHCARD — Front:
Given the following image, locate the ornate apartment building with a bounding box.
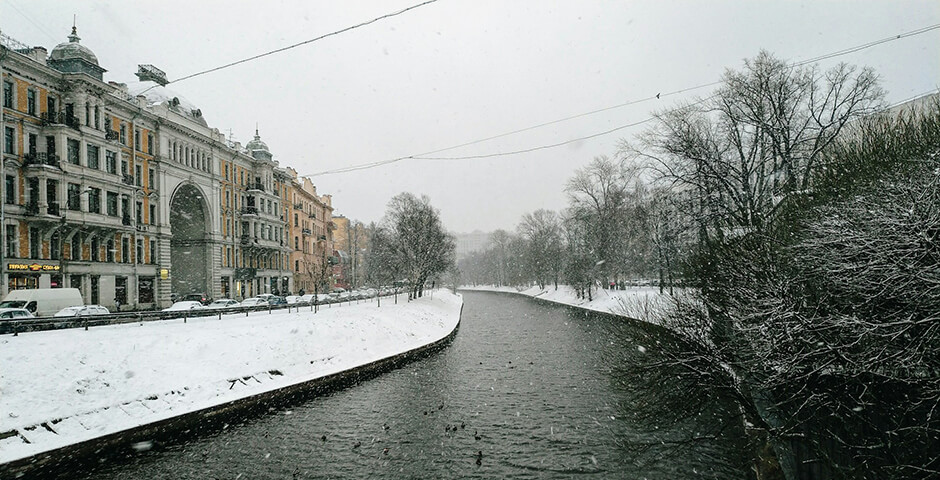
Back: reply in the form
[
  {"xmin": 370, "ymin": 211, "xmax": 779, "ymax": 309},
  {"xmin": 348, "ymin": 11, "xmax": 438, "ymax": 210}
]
[
  {"xmin": 283, "ymin": 168, "xmax": 334, "ymax": 295},
  {"xmin": 0, "ymin": 28, "xmax": 334, "ymax": 309}
]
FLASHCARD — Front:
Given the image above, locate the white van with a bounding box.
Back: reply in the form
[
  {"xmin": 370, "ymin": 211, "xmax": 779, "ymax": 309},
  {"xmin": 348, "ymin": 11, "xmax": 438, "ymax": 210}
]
[{"xmin": 0, "ymin": 288, "xmax": 84, "ymax": 317}]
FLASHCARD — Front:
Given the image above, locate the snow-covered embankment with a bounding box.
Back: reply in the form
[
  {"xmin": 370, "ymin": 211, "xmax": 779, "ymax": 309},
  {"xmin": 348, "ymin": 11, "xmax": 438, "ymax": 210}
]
[
  {"xmin": 0, "ymin": 290, "xmax": 462, "ymax": 468},
  {"xmin": 460, "ymin": 284, "xmax": 666, "ymax": 323}
]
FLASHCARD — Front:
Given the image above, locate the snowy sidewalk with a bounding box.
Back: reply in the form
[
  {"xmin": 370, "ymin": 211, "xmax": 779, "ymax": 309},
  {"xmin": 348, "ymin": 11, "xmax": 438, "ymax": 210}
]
[{"xmin": 0, "ymin": 290, "xmax": 462, "ymax": 464}]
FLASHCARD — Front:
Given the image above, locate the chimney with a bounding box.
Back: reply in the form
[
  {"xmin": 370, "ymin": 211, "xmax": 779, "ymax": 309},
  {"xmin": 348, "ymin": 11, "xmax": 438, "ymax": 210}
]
[
  {"xmin": 137, "ymin": 95, "xmax": 147, "ymax": 107},
  {"xmin": 30, "ymin": 46, "xmax": 47, "ymax": 63}
]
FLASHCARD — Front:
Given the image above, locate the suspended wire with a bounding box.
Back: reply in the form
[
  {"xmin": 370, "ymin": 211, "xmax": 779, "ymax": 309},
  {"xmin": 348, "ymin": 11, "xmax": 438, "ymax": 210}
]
[
  {"xmin": 311, "ymin": 94, "xmax": 718, "ymax": 175},
  {"xmin": 173, "ymin": 0, "xmax": 439, "ymax": 84},
  {"xmin": 302, "ymin": 23, "xmax": 940, "ymax": 177},
  {"xmin": 793, "ymin": 23, "xmax": 940, "ymax": 66},
  {"xmin": 411, "ymin": 81, "xmax": 723, "ymax": 159},
  {"xmin": 4, "ymin": 0, "xmax": 60, "ymax": 44},
  {"xmin": 134, "ymin": 0, "xmax": 439, "ymax": 97},
  {"xmin": 413, "ymin": 88, "xmax": 940, "ymax": 162}
]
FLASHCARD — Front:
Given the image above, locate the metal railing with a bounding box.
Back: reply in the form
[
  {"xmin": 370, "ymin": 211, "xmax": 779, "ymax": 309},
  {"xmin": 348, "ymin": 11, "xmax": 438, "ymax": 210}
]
[
  {"xmin": 0, "ymin": 289, "xmax": 406, "ymax": 336},
  {"xmin": 23, "ymin": 152, "xmax": 61, "ymax": 168}
]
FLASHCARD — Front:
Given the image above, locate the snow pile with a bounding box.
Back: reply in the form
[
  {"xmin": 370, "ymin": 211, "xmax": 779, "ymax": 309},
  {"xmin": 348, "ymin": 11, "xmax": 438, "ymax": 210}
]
[
  {"xmin": 461, "ymin": 285, "xmax": 667, "ymax": 323},
  {"xmin": 0, "ymin": 291, "xmax": 462, "ymax": 463}
]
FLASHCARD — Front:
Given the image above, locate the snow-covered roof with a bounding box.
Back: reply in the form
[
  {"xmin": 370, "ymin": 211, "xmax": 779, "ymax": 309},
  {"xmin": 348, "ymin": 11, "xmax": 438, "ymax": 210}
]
[
  {"xmin": 49, "ymin": 27, "xmax": 99, "ymax": 66},
  {"xmin": 125, "ymin": 81, "xmax": 208, "ymax": 127}
]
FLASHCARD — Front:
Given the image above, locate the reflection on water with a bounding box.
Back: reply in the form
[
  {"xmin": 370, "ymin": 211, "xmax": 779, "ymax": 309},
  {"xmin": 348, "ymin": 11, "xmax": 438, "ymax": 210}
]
[{"xmin": 77, "ymin": 291, "xmax": 750, "ymax": 479}]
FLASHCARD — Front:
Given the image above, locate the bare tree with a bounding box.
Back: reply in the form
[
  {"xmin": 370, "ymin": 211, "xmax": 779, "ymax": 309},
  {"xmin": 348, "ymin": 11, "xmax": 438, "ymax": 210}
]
[
  {"xmin": 634, "ymin": 50, "xmax": 884, "ymax": 238},
  {"xmin": 517, "ymin": 209, "xmax": 564, "ymax": 289},
  {"xmin": 489, "ymin": 229, "xmax": 513, "ymax": 287},
  {"xmin": 641, "ymin": 92, "xmax": 939, "ymax": 477},
  {"xmin": 565, "ymin": 155, "xmax": 646, "ymax": 286},
  {"xmin": 382, "ymin": 193, "xmax": 456, "ymax": 299}
]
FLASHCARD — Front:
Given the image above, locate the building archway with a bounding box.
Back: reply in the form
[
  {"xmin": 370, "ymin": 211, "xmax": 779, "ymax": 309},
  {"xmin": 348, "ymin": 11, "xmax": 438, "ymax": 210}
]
[{"xmin": 169, "ymin": 183, "xmax": 211, "ymax": 298}]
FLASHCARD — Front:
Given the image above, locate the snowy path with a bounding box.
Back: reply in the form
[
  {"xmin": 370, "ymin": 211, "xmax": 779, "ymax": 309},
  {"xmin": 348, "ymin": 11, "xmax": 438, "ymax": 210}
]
[{"xmin": 0, "ymin": 291, "xmax": 462, "ymax": 464}]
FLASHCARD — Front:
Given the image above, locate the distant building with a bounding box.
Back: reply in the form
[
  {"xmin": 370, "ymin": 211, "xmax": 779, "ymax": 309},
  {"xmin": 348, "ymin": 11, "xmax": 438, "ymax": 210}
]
[
  {"xmin": 284, "ymin": 168, "xmax": 334, "ymax": 294},
  {"xmin": 453, "ymin": 230, "xmax": 492, "ymax": 259},
  {"xmin": 331, "ymin": 215, "xmax": 367, "ymax": 289}
]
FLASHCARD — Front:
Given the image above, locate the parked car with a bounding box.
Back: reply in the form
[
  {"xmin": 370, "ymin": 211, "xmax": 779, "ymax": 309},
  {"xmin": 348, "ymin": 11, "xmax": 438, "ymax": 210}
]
[
  {"xmin": 299, "ymin": 294, "xmax": 315, "ymax": 304},
  {"xmin": 182, "ymin": 293, "xmax": 212, "ymax": 305},
  {"xmin": 207, "ymin": 299, "xmax": 239, "ymax": 309},
  {"xmin": 53, "ymin": 305, "xmax": 110, "ymax": 317},
  {"xmin": 0, "ymin": 288, "xmax": 83, "ymax": 317},
  {"xmin": 162, "ymin": 301, "xmax": 206, "ymax": 312},
  {"xmin": 0, "ymin": 308, "xmax": 34, "ymax": 319},
  {"xmin": 267, "ymin": 296, "xmax": 288, "ymax": 306},
  {"xmin": 285, "ymin": 295, "xmax": 301, "ymax": 304},
  {"xmin": 238, "ymin": 297, "xmax": 268, "ymax": 307}
]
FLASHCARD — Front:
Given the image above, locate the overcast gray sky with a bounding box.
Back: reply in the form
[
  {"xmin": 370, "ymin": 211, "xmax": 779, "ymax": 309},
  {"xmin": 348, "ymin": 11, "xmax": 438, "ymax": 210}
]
[{"xmin": 3, "ymin": 1, "xmax": 938, "ymax": 233}]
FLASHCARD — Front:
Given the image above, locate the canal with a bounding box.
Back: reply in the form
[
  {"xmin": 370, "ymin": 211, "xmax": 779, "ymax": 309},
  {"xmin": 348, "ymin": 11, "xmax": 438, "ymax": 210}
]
[{"xmin": 75, "ymin": 291, "xmax": 751, "ymax": 479}]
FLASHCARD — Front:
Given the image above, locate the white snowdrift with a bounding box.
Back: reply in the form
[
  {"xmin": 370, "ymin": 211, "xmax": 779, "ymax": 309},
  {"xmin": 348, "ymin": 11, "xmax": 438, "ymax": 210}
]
[
  {"xmin": 0, "ymin": 290, "xmax": 462, "ymax": 463},
  {"xmin": 461, "ymin": 284, "xmax": 666, "ymax": 323}
]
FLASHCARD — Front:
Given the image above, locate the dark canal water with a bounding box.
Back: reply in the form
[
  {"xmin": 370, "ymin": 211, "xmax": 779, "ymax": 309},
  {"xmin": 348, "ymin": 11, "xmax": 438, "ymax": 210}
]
[{"xmin": 76, "ymin": 291, "xmax": 750, "ymax": 479}]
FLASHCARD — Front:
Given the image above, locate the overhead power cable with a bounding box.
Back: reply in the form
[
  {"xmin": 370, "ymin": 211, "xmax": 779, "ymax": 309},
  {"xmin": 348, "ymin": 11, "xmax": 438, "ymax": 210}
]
[
  {"xmin": 793, "ymin": 23, "xmax": 940, "ymax": 66},
  {"xmin": 135, "ymin": 0, "xmax": 439, "ymax": 96},
  {"xmin": 302, "ymin": 22, "xmax": 940, "ymax": 177},
  {"xmin": 4, "ymin": 0, "xmax": 60, "ymax": 44}
]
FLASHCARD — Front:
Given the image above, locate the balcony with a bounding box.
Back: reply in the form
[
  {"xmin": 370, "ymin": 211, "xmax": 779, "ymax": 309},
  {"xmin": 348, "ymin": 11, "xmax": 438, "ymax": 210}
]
[
  {"xmin": 240, "ymin": 235, "xmax": 257, "ymax": 246},
  {"xmin": 122, "ymin": 215, "xmax": 132, "ymax": 226},
  {"xmin": 122, "ymin": 174, "xmax": 135, "ymax": 186},
  {"xmin": 302, "ymin": 228, "xmax": 312, "ymax": 236},
  {"xmin": 23, "ymin": 152, "xmax": 61, "ymax": 169},
  {"xmin": 40, "ymin": 111, "xmax": 79, "ymax": 129},
  {"xmin": 234, "ymin": 267, "xmax": 256, "ymax": 280},
  {"xmin": 47, "ymin": 203, "xmax": 60, "ymax": 216},
  {"xmin": 24, "ymin": 202, "xmax": 40, "ymax": 216},
  {"xmin": 293, "ymin": 203, "xmax": 302, "ymax": 210},
  {"xmin": 105, "ymin": 129, "xmax": 120, "ymax": 141},
  {"xmin": 40, "ymin": 111, "xmax": 61, "ymax": 126},
  {"xmin": 240, "ymin": 206, "xmax": 258, "ymax": 216},
  {"xmin": 318, "ymin": 235, "xmax": 327, "ymax": 241},
  {"xmin": 247, "ymin": 182, "xmax": 264, "ymax": 193}
]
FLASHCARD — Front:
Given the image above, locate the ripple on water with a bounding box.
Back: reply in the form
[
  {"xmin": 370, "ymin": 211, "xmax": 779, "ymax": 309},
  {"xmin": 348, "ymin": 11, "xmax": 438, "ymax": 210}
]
[{"xmin": 75, "ymin": 291, "xmax": 751, "ymax": 480}]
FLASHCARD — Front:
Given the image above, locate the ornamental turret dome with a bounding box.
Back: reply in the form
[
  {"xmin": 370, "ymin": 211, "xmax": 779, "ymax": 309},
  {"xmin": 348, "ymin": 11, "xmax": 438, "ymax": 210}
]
[
  {"xmin": 48, "ymin": 26, "xmax": 106, "ymax": 80},
  {"xmin": 246, "ymin": 129, "xmax": 270, "ymax": 154}
]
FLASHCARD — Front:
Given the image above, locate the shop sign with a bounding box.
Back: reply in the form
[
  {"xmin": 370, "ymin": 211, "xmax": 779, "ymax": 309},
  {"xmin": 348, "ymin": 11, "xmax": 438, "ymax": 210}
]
[{"xmin": 8, "ymin": 263, "xmax": 60, "ymax": 272}]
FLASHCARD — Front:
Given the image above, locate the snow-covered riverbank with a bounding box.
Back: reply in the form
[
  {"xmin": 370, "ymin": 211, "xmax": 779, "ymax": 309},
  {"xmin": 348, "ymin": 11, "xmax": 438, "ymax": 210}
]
[
  {"xmin": 460, "ymin": 284, "xmax": 667, "ymax": 324},
  {"xmin": 0, "ymin": 290, "xmax": 462, "ymax": 464}
]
